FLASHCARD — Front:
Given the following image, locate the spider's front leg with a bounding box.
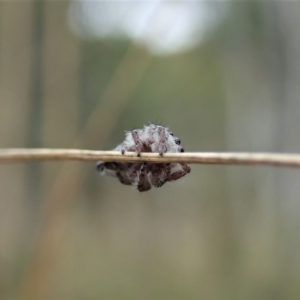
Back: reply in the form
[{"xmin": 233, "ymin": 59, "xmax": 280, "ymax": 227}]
[
  {"xmin": 167, "ymin": 163, "xmax": 191, "ymax": 182},
  {"xmin": 137, "ymin": 163, "xmax": 151, "ymax": 192},
  {"xmin": 157, "ymin": 126, "xmax": 167, "ymax": 156},
  {"xmin": 131, "ymin": 130, "xmax": 144, "ymax": 156},
  {"xmin": 120, "ymin": 131, "xmax": 143, "ymax": 155}
]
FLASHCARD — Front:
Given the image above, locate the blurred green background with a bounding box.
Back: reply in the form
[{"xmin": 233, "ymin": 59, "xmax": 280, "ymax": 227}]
[{"xmin": 1, "ymin": 1, "xmax": 300, "ymax": 299}]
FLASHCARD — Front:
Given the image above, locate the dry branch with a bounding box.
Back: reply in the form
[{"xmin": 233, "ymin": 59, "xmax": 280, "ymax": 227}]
[{"xmin": 1, "ymin": 148, "xmax": 300, "ymax": 168}]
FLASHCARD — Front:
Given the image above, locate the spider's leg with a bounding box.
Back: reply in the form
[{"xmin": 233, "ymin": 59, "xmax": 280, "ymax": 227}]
[
  {"xmin": 150, "ymin": 164, "xmax": 171, "ymax": 188},
  {"xmin": 115, "ymin": 170, "xmax": 132, "ymax": 185},
  {"xmin": 137, "ymin": 163, "xmax": 151, "ymax": 192},
  {"xmin": 167, "ymin": 163, "xmax": 191, "ymax": 181},
  {"xmin": 157, "ymin": 127, "xmax": 167, "ymax": 156},
  {"xmin": 131, "ymin": 130, "xmax": 143, "ymax": 156}
]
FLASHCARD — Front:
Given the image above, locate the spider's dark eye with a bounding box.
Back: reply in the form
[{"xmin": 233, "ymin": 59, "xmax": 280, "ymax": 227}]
[
  {"xmin": 180, "ymin": 148, "xmax": 184, "ymax": 152},
  {"xmin": 169, "ymin": 132, "xmax": 174, "ymax": 136},
  {"xmin": 175, "ymin": 139, "xmax": 181, "ymax": 145}
]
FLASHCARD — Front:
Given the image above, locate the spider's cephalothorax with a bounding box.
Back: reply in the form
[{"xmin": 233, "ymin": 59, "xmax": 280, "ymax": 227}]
[{"xmin": 96, "ymin": 124, "xmax": 191, "ymax": 192}]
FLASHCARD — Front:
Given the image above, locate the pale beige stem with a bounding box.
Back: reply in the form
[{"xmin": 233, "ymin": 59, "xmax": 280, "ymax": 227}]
[{"xmin": 1, "ymin": 148, "xmax": 300, "ymax": 168}]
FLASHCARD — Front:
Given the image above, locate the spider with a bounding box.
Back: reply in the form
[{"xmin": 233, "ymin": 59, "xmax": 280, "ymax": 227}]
[{"xmin": 96, "ymin": 124, "xmax": 191, "ymax": 192}]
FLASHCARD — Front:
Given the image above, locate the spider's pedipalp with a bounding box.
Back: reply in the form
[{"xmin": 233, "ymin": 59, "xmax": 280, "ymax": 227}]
[{"xmin": 136, "ymin": 163, "xmax": 152, "ymax": 192}]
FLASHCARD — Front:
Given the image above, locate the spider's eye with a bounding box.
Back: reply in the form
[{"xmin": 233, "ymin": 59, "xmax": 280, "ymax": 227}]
[
  {"xmin": 175, "ymin": 139, "xmax": 181, "ymax": 145},
  {"xmin": 180, "ymin": 148, "xmax": 184, "ymax": 152},
  {"xmin": 169, "ymin": 132, "xmax": 174, "ymax": 136}
]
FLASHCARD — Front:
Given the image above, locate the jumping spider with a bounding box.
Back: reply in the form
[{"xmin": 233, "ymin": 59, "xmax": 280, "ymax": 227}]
[{"xmin": 96, "ymin": 124, "xmax": 191, "ymax": 192}]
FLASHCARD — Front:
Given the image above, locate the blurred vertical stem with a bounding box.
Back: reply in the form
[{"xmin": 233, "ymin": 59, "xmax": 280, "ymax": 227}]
[
  {"xmin": 19, "ymin": 42, "xmax": 152, "ymax": 300},
  {"xmin": 261, "ymin": 2, "xmax": 286, "ymax": 151},
  {"xmin": 25, "ymin": 0, "xmax": 44, "ymax": 204},
  {"xmin": 261, "ymin": 2, "xmax": 287, "ymax": 208}
]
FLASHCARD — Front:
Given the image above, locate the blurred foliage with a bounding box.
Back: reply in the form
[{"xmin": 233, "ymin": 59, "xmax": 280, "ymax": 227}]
[{"xmin": 0, "ymin": 1, "xmax": 300, "ymax": 300}]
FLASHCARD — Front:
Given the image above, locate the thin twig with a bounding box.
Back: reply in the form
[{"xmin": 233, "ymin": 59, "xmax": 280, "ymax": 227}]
[{"xmin": 1, "ymin": 148, "xmax": 300, "ymax": 168}]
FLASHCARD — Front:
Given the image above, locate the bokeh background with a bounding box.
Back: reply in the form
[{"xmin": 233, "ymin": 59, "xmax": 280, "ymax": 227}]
[{"xmin": 1, "ymin": 1, "xmax": 300, "ymax": 299}]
